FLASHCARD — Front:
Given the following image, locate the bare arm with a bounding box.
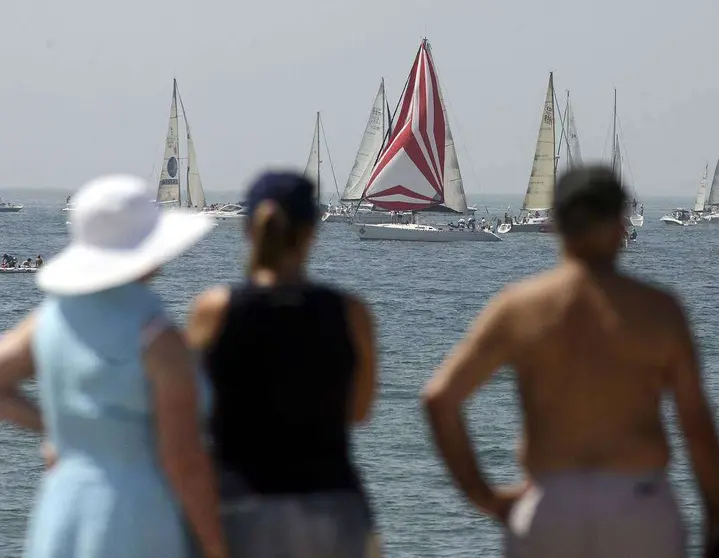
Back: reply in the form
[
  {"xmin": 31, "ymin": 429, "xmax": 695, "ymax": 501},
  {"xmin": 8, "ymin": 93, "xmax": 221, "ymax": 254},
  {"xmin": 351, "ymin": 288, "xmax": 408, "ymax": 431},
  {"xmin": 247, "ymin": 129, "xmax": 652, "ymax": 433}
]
[
  {"xmin": 667, "ymin": 300, "xmax": 719, "ymax": 526},
  {"xmin": 145, "ymin": 327, "xmax": 227, "ymax": 558},
  {"xmin": 345, "ymin": 295, "xmax": 377, "ymax": 424},
  {"xmin": 422, "ymin": 290, "xmax": 516, "ymax": 519},
  {"xmin": 0, "ymin": 315, "xmax": 42, "ymax": 432},
  {"xmin": 185, "ymin": 287, "xmax": 230, "ymax": 351}
]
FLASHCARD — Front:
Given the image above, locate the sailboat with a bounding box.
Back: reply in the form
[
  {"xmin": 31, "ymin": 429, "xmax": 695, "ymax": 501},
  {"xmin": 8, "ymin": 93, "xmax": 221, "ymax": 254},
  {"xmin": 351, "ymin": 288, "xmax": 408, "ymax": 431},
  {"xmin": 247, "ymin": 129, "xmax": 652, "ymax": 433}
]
[
  {"xmin": 607, "ymin": 89, "xmax": 644, "ymax": 227},
  {"xmin": 497, "ymin": 73, "xmax": 560, "ymax": 234},
  {"xmin": 302, "ymin": 111, "xmax": 340, "ymax": 219},
  {"xmin": 660, "ymin": 163, "xmax": 707, "ymax": 226},
  {"xmin": 703, "ymin": 159, "xmax": 719, "ymax": 222},
  {"xmin": 323, "ymin": 79, "xmax": 399, "ymax": 224},
  {"xmin": 155, "ymin": 79, "xmax": 207, "ymax": 211},
  {"xmin": 351, "ymin": 39, "xmax": 500, "ymax": 242}
]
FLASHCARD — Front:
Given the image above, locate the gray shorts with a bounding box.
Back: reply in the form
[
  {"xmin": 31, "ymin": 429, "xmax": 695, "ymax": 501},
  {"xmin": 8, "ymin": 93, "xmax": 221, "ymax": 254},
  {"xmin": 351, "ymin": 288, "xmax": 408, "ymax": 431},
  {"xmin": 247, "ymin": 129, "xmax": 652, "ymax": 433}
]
[
  {"xmin": 211, "ymin": 471, "xmax": 379, "ymax": 558},
  {"xmin": 505, "ymin": 470, "xmax": 686, "ymax": 558}
]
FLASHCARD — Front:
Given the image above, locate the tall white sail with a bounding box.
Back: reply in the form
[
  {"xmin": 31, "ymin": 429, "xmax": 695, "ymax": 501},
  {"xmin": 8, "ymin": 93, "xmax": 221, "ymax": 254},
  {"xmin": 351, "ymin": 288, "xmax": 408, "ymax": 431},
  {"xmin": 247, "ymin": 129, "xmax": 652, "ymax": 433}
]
[
  {"xmin": 157, "ymin": 80, "xmax": 181, "ymax": 206},
  {"xmin": 566, "ymin": 94, "xmax": 582, "ymax": 168},
  {"xmin": 438, "ymin": 75, "xmax": 468, "ymax": 214},
  {"xmin": 185, "ymin": 124, "xmax": 206, "ymax": 208},
  {"xmin": 522, "ymin": 73, "xmax": 556, "ymax": 211},
  {"xmin": 694, "ymin": 163, "xmax": 709, "ymax": 212},
  {"xmin": 304, "ymin": 113, "xmax": 321, "ymax": 201},
  {"xmin": 342, "ymin": 81, "xmax": 387, "ymax": 202},
  {"xmin": 708, "ymin": 159, "xmax": 719, "ymax": 207}
]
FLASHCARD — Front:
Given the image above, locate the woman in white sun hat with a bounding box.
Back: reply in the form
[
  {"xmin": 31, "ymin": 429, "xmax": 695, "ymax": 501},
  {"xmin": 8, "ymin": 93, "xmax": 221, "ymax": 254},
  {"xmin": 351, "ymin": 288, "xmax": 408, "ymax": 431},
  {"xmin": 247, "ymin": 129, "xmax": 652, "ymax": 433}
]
[{"xmin": 0, "ymin": 175, "xmax": 227, "ymax": 558}]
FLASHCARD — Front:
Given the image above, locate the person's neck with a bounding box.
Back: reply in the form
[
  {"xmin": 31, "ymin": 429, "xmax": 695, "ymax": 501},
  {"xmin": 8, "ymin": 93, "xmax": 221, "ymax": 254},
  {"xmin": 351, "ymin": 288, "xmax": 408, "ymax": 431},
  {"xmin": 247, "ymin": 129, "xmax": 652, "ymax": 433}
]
[
  {"xmin": 250, "ymin": 266, "xmax": 304, "ymax": 287},
  {"xmin": 562, "ymin": 252, "xmax": 617, "ymax": 276}
]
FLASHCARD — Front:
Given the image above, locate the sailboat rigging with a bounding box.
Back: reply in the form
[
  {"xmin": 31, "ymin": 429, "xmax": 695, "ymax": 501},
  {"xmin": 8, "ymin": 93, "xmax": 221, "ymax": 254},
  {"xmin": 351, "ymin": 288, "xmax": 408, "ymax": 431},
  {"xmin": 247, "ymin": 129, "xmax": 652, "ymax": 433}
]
[{"xmin": 303, "ymin": 111, "xmax": 339, "ymax": 217}]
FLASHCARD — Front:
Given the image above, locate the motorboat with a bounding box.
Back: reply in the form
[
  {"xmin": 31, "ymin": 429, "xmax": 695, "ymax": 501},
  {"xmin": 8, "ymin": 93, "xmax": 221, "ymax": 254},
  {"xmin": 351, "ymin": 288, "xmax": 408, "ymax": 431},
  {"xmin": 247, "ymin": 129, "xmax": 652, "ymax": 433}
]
[
  {"xmin": 0, "ymin": 199, "xmax": 23, "ymax": 213},
  {"xmin": 203, "ymin": 204, "xmax": 247, "ymax": 221},
  {"xmin": 660, "ymin": 208, "xmax": 698, "ymax": 226}
]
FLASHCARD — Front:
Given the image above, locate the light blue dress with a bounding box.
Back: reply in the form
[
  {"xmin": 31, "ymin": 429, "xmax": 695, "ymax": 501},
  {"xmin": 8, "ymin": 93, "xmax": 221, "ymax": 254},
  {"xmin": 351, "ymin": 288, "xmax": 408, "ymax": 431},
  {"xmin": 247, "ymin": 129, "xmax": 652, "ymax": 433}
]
[{"xmin": 24, "ymin": 282, "xmax": 208, "ymax": 558}]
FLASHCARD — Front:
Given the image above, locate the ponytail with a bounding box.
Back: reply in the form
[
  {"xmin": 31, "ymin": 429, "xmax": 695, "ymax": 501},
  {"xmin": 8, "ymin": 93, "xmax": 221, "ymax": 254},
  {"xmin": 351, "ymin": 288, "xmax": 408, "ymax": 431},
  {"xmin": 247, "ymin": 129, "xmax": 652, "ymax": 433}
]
[{"xmin": 249, "ymin": 200, "xmax": 289, "ymax": 273}]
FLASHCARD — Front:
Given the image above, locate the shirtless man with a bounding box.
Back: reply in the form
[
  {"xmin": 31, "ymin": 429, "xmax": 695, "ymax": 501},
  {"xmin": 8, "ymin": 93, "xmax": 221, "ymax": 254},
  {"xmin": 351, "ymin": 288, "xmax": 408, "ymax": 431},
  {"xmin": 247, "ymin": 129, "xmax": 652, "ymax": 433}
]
[{"xmin": 423, "ymin": 165, "xmax": 719, "ymax": 557}]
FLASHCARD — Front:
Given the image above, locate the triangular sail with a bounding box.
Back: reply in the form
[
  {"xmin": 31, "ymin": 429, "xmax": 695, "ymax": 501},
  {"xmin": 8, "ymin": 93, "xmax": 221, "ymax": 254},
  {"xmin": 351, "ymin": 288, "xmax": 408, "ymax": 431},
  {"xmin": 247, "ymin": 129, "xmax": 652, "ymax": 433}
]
[
  {"xmin": 341, "ymin": 81, "xmax": 388, "ymax": 202},
  {"xmin": 157, "ymin": 80, "xmax": 181, "ymax": 206},
  {"xmin": 185, "ymin": 125, "xmax": 206, "ymax": 208},
  {"xmin": 694, "ymin": 163, "xmax": 709, "ymax": 212},
  {"xmin": 522, "ymin": 73, "xmax": 556, "ymax": 211},
  {"xmin": 437, "ymin": 83, "xmax": 468, "ymax": 214},
  {"xmin": 362, "ymin": 40, "xmax": 447, "ymax": 211},
  {"xmin": 304, "ymin": 113, "xmax": 321, "ymax": 202},
  {"xmin": 566, "ymin": 94, "xmax": 582, "ymax": 168},
  {"xmin": 708, "ymin": 159, "xmax": 719, "ymax": 207}
]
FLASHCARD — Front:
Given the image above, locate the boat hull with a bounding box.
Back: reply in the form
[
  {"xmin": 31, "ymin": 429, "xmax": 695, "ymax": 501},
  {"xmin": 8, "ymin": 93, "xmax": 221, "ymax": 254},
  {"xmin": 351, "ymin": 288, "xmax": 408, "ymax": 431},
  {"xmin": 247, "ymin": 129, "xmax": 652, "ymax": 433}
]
[
  {"xmin": 353, "ymin": 223, "xmax": 502, "ymax": 242},
  {"xmin": 630, "ymin": 214, "xmax": 644, "ymax": 227},
  {"xmin": 0, "ymin": 205, "xmax": 22, "ymax": 213},
  {"xmin": 660, "ymin": 216, "xmax": 695, "ymax": 226},
  {"xmin": 0, "ymin": 267, "xmax": 37, "ymax": 273},
  {"xmin": 322, "ymin": 212, "xmax": 352, "ymax": 224},
  {"xmin": 497, "ymin": 221, "xmax": 553, "ymax": 233}
]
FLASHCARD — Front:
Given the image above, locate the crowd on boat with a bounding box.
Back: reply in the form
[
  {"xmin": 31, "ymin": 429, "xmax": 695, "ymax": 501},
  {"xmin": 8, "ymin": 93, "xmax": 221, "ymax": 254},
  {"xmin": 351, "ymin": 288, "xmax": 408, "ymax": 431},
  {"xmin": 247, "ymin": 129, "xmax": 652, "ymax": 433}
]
[{"xmin": 1, "ymin": 254, "xmax": 43, "ymax": 269}]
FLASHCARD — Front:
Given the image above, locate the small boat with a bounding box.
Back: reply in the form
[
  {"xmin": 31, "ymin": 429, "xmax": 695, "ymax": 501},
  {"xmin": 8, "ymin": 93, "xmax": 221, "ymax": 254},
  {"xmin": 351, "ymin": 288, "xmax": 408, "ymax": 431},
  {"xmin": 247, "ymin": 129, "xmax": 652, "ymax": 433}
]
[
  {"xmin": 0, "ymin": 266, "xmax": 38, "ymax": 274},
  {"xmin": 203, "ymin": 204, "xmax": 247, "ymax": 221},
  {"xmin": 660, "ymin": 208, "xmax": 697, "ymax": 226},
  {"xmin": 353, "ymin": 39, "xmax": 495, "ymax": 242},
  {"xmin": 155, "ymin": 79, "xmax": 208, "ymax": 211},
  {"xmin": 0, "ymin": 199, "xmax": 23, "ymax": 213}
]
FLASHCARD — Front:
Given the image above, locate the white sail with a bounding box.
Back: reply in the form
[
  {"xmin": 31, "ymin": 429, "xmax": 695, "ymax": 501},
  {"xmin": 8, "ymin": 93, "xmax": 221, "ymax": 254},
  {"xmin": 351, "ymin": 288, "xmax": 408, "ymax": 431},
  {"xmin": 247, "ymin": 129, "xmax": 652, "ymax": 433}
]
[
  {"xmin": 157, "ymin": 80, "xmax": 181, "ymax": 206},
  {"xmin": 438, "ymin": 77, "xmax": 468, "ymax": 214},
  {"xmin": 708, "ymin": 159, "xmax": 719, "ymax": 207},
  {"xmin": 522, "ymin": 74, "xmax": 556, "ymax": 211},
  {"xmin": 304, "ymin": 113, "xmax": 320, "ymax": 201},
  {"xmin": 566, "ymin": 95, "xmax": 582, "ymax": 167},
  {"xmin": 694, "ymin": 163, "xmax": 709, "ymax": 212},
  {"xmin": 341, "ymin": 81, "xmax": 387, "ymax": 202},
  {"xmin": 185, "ymin": 124, "xmax": 206, "ymax": 208}
]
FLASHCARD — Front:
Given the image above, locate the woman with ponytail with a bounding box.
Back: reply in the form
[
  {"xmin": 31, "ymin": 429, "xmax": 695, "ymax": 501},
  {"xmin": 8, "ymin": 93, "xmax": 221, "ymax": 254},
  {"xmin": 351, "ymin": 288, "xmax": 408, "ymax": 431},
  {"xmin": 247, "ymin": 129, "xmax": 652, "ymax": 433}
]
[{"xmin": 187, "ymin": 171, "xmax": 380, "ymax": 557}]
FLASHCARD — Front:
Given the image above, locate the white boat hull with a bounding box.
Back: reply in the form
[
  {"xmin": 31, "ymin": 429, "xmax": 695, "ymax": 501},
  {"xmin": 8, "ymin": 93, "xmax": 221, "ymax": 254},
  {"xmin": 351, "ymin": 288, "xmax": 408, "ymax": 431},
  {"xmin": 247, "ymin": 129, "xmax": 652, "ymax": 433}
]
[
  {"xmin": 630, "ymin": 214, "xmax": 644, "ymax": 227},
  {"xmin": 0, "ymin": 267, "xmax": 38, "ymax": 274},
  {"xmin": 497, "ymin": 220, "xmax": 552, "ymax": 234},
  {"xmin": 660, "ymin": 216, "xmax": 695, "ymax": 226},
  {"xmin": 353, "ymin": 223, "xmax": 502, "ymax": 242},
  {"xmin": 321, "ymin": 212, "xmax": 352, "ymax": 224},
  {"xmin": 0, "ymin": 205, "xmax": 22, "ymax": 213}
]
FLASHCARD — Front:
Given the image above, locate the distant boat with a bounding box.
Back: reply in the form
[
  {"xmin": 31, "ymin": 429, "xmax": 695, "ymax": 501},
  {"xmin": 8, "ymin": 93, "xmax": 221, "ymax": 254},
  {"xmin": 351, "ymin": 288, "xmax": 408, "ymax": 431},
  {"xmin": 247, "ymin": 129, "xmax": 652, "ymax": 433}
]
[
  {"xmin": 351, "ymin": 39, "xmax": 500, "ymax": 242},
  {"xmin": 0, "ymin": 198, "xmax": 22, "ymax": 213},
  {"xmin": 155, "ymin": 79, "xmax": 207, "ymax": 211},
  {"xmin": 702, "ymin": 159, "xmax": 719, "ymax": 222},
  {"xmin": 498, "ymin": 73, "xmax": 559, "ymax": 234},
  {"xmin": 302, "ymin": 111, "xmax": 340, "ymax": 218}
]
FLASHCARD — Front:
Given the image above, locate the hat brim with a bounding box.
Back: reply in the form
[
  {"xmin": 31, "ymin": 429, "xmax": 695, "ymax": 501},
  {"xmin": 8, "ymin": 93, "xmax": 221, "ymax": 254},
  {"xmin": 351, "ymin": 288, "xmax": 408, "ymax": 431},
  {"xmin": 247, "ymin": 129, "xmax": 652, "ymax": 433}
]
[{"xmin": 37, "ymin": 211, "xmax": 214, "ymax": 296}]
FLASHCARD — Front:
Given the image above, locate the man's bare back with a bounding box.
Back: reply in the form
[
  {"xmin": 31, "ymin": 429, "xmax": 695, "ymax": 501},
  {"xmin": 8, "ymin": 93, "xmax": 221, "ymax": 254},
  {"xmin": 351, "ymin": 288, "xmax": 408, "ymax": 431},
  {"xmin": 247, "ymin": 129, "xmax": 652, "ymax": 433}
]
[
  {"xmin": 508, "ymin": 261, "xmax": 680, "ymax": 474},
  {"xmin": 423, "ymin": 166, "xmax": 719, "ymax": 557}
]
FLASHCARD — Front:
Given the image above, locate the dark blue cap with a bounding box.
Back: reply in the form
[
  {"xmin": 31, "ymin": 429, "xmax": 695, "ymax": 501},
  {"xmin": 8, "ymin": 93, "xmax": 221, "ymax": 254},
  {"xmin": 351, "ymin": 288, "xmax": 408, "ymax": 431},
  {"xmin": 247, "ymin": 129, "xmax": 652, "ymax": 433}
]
[{"xmin": 246, "ymin": 171, "xmax": 318, "ymax": 224}]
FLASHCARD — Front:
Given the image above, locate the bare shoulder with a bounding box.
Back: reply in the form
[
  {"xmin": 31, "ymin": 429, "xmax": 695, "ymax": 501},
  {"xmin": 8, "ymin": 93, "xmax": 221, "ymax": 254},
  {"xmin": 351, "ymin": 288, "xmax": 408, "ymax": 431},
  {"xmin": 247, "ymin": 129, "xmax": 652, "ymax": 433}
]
[
  {"xmin": 619, "ymin": 274, "xmax": 687, "ymax": 320},
  {"xmin": 186, "ymin": 286, "xmax": 231, "ymax": 350},
  {"xmin": 342, "ymin": 292, "xmax": 373, "ymax": 330}
]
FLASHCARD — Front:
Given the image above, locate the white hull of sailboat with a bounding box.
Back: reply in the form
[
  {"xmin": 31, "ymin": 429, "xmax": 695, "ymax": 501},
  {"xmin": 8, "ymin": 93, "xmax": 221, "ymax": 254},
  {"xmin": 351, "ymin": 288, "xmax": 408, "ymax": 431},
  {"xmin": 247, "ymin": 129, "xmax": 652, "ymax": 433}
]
[
  {"xmin": 0, "ymin": 205, "xmax": 22, "ymax": 213},
  {"xmin": 321, "ymin": 212, "xmax": 352, "ymax": 224},
  {"xmin": 353, "ymin": 223, "xmax": 502, "ymax": 242},
  {"xmin": 630, "ymin": 214, "xmax": 644, "ymax": 227},
  {"xmin": 703, "ymin": 213, "xmax": 719, "ymax": 223},
  {"xmin": 497, "ymin": 219, "xmax": 552, "ymax": 234},
  {"xmin": 353, "ymin": 210, "xmax": 412, "ymax": 225}
]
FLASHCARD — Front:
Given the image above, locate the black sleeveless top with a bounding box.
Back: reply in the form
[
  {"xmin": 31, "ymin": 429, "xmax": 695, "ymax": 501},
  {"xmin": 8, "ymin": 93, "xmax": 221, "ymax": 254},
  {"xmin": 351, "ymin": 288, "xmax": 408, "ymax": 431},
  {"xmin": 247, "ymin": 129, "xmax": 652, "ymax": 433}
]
[{"xmin": 204, "ymin": 282, "xmax": 362, "ymax": 495}]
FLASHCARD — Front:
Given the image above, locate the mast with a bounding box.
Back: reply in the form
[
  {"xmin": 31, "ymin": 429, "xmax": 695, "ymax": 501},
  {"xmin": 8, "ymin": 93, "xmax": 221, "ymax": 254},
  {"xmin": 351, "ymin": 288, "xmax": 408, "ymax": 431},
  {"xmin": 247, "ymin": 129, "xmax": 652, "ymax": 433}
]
[
  {"xmin": 174, "ymin": 79, "xmax": 181, "ymax": 208},
  {"xmin": 612, "ymin": 88, "xmax": 617, "ymax": 174},
  {"xmin": 316, "ymin": 111, "xmax": 321, "ymax": 208}
]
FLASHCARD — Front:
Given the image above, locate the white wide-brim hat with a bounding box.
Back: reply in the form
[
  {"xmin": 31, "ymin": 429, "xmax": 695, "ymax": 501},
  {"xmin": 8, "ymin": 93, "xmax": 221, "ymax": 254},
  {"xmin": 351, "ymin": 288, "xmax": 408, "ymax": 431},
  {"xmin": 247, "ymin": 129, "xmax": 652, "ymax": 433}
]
[{"xmin": 38, "ymin": 174, "xmax": 213, "ymax": 296}]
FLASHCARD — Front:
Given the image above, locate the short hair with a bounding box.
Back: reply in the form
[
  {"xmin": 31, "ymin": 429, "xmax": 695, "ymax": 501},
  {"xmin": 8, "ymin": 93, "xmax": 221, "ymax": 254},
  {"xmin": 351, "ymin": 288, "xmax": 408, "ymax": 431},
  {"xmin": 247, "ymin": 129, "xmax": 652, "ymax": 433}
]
[{"xmin": 554, "ymin": 165, "xmax": 627, "ymax": 236}]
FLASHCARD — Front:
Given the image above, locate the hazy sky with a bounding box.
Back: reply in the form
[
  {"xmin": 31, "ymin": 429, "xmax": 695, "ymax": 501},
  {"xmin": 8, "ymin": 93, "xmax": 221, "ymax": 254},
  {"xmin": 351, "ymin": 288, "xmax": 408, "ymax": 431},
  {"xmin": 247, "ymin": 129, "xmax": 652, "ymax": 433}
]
[{"xmin": 1, "ymin": 0, "xmax": 718, "ymax": 198}]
